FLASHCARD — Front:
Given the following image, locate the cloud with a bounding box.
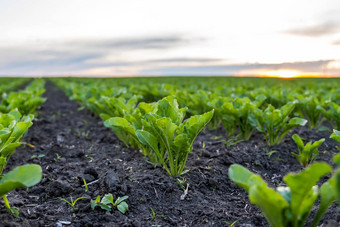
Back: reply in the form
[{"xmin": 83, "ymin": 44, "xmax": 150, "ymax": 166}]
[
  {"xmin": 284, "ymin": 21, "xmax": 340, "ymax": 37},
  {"xmin": 55, "ymin": 35, "xmax": 197, "ymax": 51},
  {"xmin": 141, "ymin": 60, "xmax": 335, "ymax": 76},
  {"xmin": 0, "ymin": 35, "xmax": 204, "ymax": 75}
]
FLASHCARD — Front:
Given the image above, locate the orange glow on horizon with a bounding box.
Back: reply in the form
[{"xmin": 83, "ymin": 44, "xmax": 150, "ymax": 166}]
[{"xmin": 236, "ymin": 69, "xmax": 335, "ymax": 79}]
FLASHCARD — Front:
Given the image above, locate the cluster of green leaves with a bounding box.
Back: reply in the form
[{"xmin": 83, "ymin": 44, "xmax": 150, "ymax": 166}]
[
  {"xmin": 0, "ymin": 110, "xmax": 34, "ymax": 173},
  {"xmin": 0, "ymin": 78, "xmax": 29, "ymax": 95},
  {"xmin": 295, "ymin": 95, "xmax": 329, "ymax": 129},
  {"xmin": 214, "ymin": 95, "xmax": 266, "ymax": 140},
  {"xmin": 53, "ymin": 77, "xmax": 340, "ymax": 147},
  {"xmin": 330, "ymin": 129, "xmax": 340, "ymax": 151},
  {"xmin": 0, "ymin": 79, "xmax": 46, "ymax": 216},
  {"xmin": 0, "ymin": 110, "xmax": 42, "ymax": 216},
  {"xmin": 0, "ymin": 79, "xmax": 46, "ymax": 116},
  {"xmin": 228, "ymin": 162, "xmax": 336, "ymax": 227},
  {"xmin": 319, "ymin": 102, "xmax": 340, "ymax": 130},
  {"xmin": 91, "ymin": 194, "xmax": 128, "ymax": 214},
  {"xmin": 249, "ymin": 102, "xmax": 307, "ymax": 145},
  {"xmin": 291, "ymin": 134, "xmax": 325, "ymax": 167},
  {"xmin": 105, "ymin": 96, "xmax": 214, "ymax": 176}
]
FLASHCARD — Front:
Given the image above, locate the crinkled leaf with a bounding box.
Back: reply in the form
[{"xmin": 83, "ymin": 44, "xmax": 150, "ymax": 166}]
[
  {"xmin": 101, "ymin": 193, "xmax": 114, "ymax": 205},
  {"xmin": 156, "ymin": 96, "xmax": 186, "ymax": 125},
  {"xmin": 177, "ymin": 110, "xmax": 214, "ymax": 145}
]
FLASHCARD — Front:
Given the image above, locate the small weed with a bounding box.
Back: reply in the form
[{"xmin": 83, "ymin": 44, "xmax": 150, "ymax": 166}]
[
  {"xmin": 149, "ymin": 207, "xmax": 165, "ymax": 220},
  {"xmin": 91, "ymin": 194, "xmax": 129, "ymax": 214},
  {"xmin": 266, "ymin": 150, "xmax": 278, "ymax": 157},
  {"xmin": 58, "ymin": 196, "xmax": 88, "ymax": 213},
  {"xmin": 31, "ymin": 154, "xmax": 45, "ymax": 160}
]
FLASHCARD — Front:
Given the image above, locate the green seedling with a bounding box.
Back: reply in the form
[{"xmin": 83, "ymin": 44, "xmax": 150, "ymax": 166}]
[
  {"xmin": 229, "ymin": 162, "xmax": 334, "ymax": 227},
  {"xmin": 176, "ymin": 178, "xmax": 187, "ymax": 190},
  {"xmin": 266, "ymin": 150, "xmax": 278, "ymax": 157},
  {"xmin": 83, "ymin": 178, "xmax": 88, "ymax": 192},
  {"xmin": 58, "ymin": 196, "xmax": 88, "ymax": 213},
  {"xmin": 149, "ymin": 207, "xmax": 165, "ymax": 220},
  {"xmin": 291, "ymin": 134, "xmax": 325, "ymax": 167},
  {"xmin": 91, "ymin": 194, "xmax": 128, "ymax": 214},
  {"xmin": 55, "ymin": 153, "xmax": 61, "ymax": 161},
  {"xmin": 31, "ymin": 154, "xmax": 45, "ymax": 160}
]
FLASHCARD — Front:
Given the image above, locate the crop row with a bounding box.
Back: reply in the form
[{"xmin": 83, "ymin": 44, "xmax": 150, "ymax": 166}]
[
  {"xmin": 0, "ymin": 79, "xmax": 46, "ymax": 216},
  {"xmin": 53, "ymin": 77, "xmax": 340, "ymax": 226}
]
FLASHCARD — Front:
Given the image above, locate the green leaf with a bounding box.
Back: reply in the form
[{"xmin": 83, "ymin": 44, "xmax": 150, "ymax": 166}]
[
  {"xmin": 283, "ymin": 162, "xmax": 331, "ymax": 225},
  {"xmin": 249, "ymin": 184, "xmax": 289, "ymax": 227},
  {"xmin": 101, "ymin": 193, "xmax": 114, "ymax": 205},
  {"xmin": 104, "ymin": 117, "xmax": 136, "ymax": 136},
  {"xmin": 99, "ymin": 203, "xmax": 112, "ymax": 211},
  {"xmin": 0, "ymin": 164, "xmax": 42, "ymax": 197},
  {"xmin": 312, "ymin": 178, "xmax": 336, "ymax": 227},
  {"xmin": 228, "ymin": 164, "xmax": 266, "ymax": 192},
  {"xmin": 333, "ymin": 154, "xmax": 340, "ymax": 167},
  {"xmin": 116, "ymin": 195, "xmax": 128, "ymax": 204},
  {"xmin": 136, "ymin": 130, "xmax": 159, "ymax": 153},
  {"xmin": 177, "ymin": 110, "xmax": 214, "ymax": 145},
  {"xmin": 90, "ymin": 199, "xmax": 97, "ymax": 210},
  {"xmin": 156, "ymin": 96, "xmax": 186, "ymax": 125},
  {"xmin": 292, "ymin": 134, "xmax": 304, "ymax": 152},
  {"xmin": 117, "ymin": 201, "xmax": 128, "ymax": 214},
  {"xmin": 330, "ymin": 129, "xmax": 340, "ymax": 143}
]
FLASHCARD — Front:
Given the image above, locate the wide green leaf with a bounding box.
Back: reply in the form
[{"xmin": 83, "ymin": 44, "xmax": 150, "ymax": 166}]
[
  {"xmin": 283, "ymin": 162, "xmax": 331, "ymax": 224},
  {"xmin": 0, "ymin": 164, "xmax": 42, "ymax": 197},
  {"xmin": 249, "ymin": 184, "xmax": 289, "ymax": 227}
]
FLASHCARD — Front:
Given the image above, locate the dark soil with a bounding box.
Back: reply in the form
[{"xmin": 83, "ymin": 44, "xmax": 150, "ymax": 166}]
[{"xmin": 1, "ymin": 82, "xmax": 339, "ymax": 226}]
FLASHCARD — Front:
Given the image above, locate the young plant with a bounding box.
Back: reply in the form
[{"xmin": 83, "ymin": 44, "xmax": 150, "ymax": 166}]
[
  {"xmin": 0, "ymin": 110, "xmax": 34, "ymax": 175},
  {"xmin": 216, "ymin": 95, "xmax": 266, "ymax": 140},
  {"xmin": 149, "ymin": 207, "xmax": 165, "ymax": 220},
  {"xmin": 330, "ymin": 129, "xmax": 340, "ymax": 151},
  {"xmin": 105, "ymin": 96, "xmax": 214, "ymax": 176},
  {"xmin": 228, "ymin": 162, "xmax": 333, "ymax": 227},
  {"xmin": 58, "ymin": 196, "xmax": 88, "ymax": 213},
  {"xmin": 91, "ymin": 194, "xmax": 128, "ymax": 214},
  {"xmin": 249, "ymin": 102, "xmax": 307, "ymax": 145},
  {"xmin": 0, "ymin": 79, "xmax": 46, "ymax": 116},
  {"xmin": 318, "ymin": 102, "xmax": 340, "ymax": 130},
  {"xmin": 103, "ymin": 102, "xmax": 154, "ymax": 150},
  {"xmin": 291, "ymin": 134, "xmax": 325, "ymax": 167},
  {"xmin": 0, "ymin": 164, "xmax": 42, "ymax": 216},
  {"xmin": 136, "ymin": 96, "xmax": 214, "ymax": 176},
  {"xmin": 295, "ymin": 95, "xmax": 327, "ymax": 129}
]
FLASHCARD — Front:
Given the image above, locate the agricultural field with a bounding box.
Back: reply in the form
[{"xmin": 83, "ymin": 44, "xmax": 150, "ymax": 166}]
[{"xmin": 1, "ymin": 77, "xmax": 340, "ymax": 226}]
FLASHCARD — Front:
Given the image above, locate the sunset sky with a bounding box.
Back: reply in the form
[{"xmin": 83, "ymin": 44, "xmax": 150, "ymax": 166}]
[{"xmin": 1, "ymin": 0, "xmax": 340, "ymax": 77}]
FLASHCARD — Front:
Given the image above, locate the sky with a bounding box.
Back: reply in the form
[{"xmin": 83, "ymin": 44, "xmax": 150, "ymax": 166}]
[{"xmin": 0, "ymin": 0, "xmax": 340, "ymax": 77}]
